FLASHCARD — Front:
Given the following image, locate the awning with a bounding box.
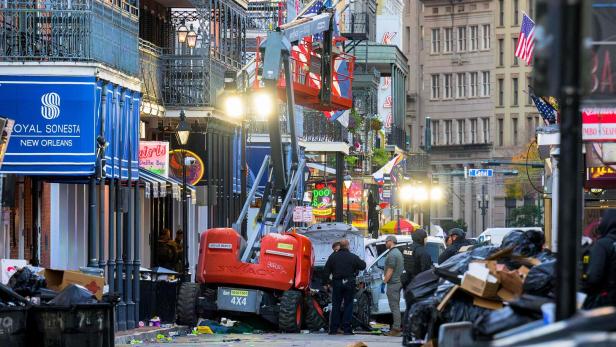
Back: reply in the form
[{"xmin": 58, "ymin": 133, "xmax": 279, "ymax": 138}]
[{"xmin": 139, "ymin": 168, "xmax": 196, "ymax": 201}]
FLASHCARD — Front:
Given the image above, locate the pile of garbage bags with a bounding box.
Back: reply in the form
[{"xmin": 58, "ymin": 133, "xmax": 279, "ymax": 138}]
[{"xmin": 403, "ymin": 229, "xmax": 557, "ymax": 345}]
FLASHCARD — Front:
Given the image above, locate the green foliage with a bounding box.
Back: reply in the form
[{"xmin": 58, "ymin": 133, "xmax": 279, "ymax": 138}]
[
  {"xmin": 372, "ymin": 148, "xmax": 389, "ymax": 168},
  {"xmin": 509, "ymin": 205, "xmax": 543, "ymax": 227},
  {"xmin": 345, "ymin": 155, "xmax": 358, "ymax": 167},
  {"xmin": 370, "ymin": 118, "xmax": 383, "ymax": 131},
  {"xmin": 440, "ymin": 219, "xmax": 468, "ymax": 233},
  {"xmin": 348, "ymin": 108, "xmax": 364, "ymax": 133}
]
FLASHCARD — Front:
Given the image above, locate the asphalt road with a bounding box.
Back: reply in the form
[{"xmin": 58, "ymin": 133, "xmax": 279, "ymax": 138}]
[{"xmin": 118, "ymin": 332, "xmax": 403, "ymax": 347}]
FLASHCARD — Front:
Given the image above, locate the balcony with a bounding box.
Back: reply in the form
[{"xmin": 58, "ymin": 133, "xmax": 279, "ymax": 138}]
[
  {"xmin": 139, "ymin": 39, "xmax": 164, "ymax": 115},
  {"xmin": 340, "ymin": 12, "xmax": 371, "ymax": 41},
  {"xmin": 0, "ymin": 0, "xmax": 140, "ymax": 76},
  {"xmin": 302, "ymin": 112, "xmax": 349, "ymax": 143},
  {"xmin": 387, "ymin": 125, "xmax": 407, "ymax": 150}
]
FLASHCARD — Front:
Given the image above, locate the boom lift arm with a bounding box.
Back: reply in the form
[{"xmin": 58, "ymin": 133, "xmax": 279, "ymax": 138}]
[{"xmin": 233, "ymin": 8, "xmax": 337, "ymax": 261}]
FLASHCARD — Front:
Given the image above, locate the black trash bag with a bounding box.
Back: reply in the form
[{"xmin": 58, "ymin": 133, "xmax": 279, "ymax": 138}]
[
  {"xmin": 509, "ymin": 294, "xmax": 553, "ymax": 318},
  {"xmin": 523, "ymin": 260, "xmax": 556, "ymax": 297},
  {"xmin": 442, "ymin": 294, "xmax": 489, "ymax": 323},
  {"xmin": 405, "ymin": 269, "xmax": 440, "ymax": 305},
  {"xmin": 474, "ymin": 307, "xmax": 535, "ymax": 339},
  {"xmin": 501, "ymin": 229, "xmax": 545, "ymax": 257},
  {"xmin": 535, "ymin": 250, "xmax": 555, "ymax": 264},
  {"xmin": 434, "ymin": 280, "xmax": 456, "ymax": 302},
  {"xmin": 0, "ymin": 282, "xmax": 29, "ymax": 306},
  {"xmin": 405, "ymin": 297, "xmax": 440, "ymax": 342},
  {"xmin": 48, "ymin": 284, "xmax": 97, "ymax": 305},
  {"xmin": 8, "ymin": 267, "xmax": 47, "ymax": 297},
  {"xmin": 436, "ymin": 246, "xmax": 500, "ymax": 283}
]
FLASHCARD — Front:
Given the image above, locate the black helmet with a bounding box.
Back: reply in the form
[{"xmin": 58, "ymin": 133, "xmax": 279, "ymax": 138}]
[{"xmin": 447, "ymin": 228, "xmax": 466, "ymax": 239}]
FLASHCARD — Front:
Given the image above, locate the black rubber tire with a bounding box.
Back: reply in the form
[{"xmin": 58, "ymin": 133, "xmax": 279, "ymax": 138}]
[
  {"xmin": 279, "ymin": 290, "xmax": 304, "ymax": 333},
  {"xmin": 304, "ymin": 295, "xmax": 327, "ymax": 331},
  {"xmin": 353, "ymin": 291, "xmax": 371, "ymax": 330},
  {"xmin": 176, "ymin": 282, "xmax": 200, "ymax": 326}
]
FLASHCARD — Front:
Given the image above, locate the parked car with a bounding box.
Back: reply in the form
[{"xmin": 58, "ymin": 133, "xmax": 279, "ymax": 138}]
[
  {"xmin": 477, "ymin": 227, "xmax": 543, "ymax": 246},
  {"xmin": 362, "ymin": 235, "xmax": 446, "ymax": 315}
]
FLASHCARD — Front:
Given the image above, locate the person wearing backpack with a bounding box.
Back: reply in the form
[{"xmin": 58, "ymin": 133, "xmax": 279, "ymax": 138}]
[{"xmin": 583, "ymin": 209, "xmax": 616, "ymax": 309}]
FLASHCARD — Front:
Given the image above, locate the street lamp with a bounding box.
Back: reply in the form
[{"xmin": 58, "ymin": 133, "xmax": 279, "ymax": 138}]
[
  {"xmin": 186, "ymin": 25, "xmax": 197, "ymax": 49},
  {"xmin": 175, "ymin": 110, "xmax": 191, "ymax": 281},
  {"xmin": 223, "ymin": 93, "xmax": 245, "ymax": 119},
  {"xmin": 177, "ymin": 21, "xmax": 189, "ymax": 44},
  {"xmin": 343, "ymin": 175, "xmax": 352, "ymax": 225},
  {"xmin": 252, "ymin": 90, "xmax": 276, "ymax": 120}
]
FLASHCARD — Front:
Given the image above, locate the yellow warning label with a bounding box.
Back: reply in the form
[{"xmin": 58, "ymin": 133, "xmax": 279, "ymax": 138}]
[
  {"xmin": 230, "ymin": 289, "xmax": 249, "ymax": 297},
  {"xmin": 278, "ymin": 243, "xmax": 294, "ymax": 250}
]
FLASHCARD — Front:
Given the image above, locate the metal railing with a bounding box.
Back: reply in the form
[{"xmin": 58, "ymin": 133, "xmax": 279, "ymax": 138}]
[
  {"xmin": 139, "ymin": 39, "xmax": 163, "ymax": 107},
  {"xmin": 302, "ymin": 112, "xmax": 349, "ymax": 143},
  {"xmin": 387, "ymin": 125, "xmax": 406, "ymax": 150},
  {"xmin": 339, "ymin": 12, "xmax": 370, "ymax": 41},
  {"xmin": 0, "ymin": 0, "xmax": 139, "ymax": 76},
  {"xmin": 248, "ymin": 118, "xmax": 290, "ymax": 136}
]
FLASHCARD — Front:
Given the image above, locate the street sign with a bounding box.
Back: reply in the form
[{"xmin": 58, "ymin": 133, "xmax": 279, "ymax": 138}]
[{"xmin": 468, "ymin": 169, "xmax": 494, "ymax": 177}]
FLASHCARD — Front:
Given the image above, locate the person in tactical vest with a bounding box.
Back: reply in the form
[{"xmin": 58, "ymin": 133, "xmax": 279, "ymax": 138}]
[{"xmin": 584, "ymin": 209, "xmax": 616, "ymax": 308}]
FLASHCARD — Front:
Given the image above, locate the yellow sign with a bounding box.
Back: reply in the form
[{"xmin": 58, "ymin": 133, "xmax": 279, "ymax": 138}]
[
  {"xmin": 230, "ymin": 289, "xmax": 249, "ymax": 297},
  {"xmin": 277, "ymin": 243, "xmax": 294, "ymax": 250},
  {"xmin": 313, "ymin": 208, "xmax": 333, "ymax": 216},
  {"xmin": 589, "ymin": 166, "xmax": 616, "ymax": 178}
]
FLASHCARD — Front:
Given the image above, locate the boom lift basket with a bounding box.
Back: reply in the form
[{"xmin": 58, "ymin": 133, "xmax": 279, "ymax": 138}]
[{"xmin": 254, "ymin": 37, "xmax": 355, "ymax": 111}]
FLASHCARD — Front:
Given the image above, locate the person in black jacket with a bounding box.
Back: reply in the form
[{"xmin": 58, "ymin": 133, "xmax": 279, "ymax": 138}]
[
  {"xmin": 323, "ymin": 239, "xmax": 366, "ymax": 335},
  {"xmin": 583, "ymin": 209, "xmax": 616, "ymax": 308},
  {"xmin": 438, "ymin": 228, "xmax": 473, "ymax": 264},
  {"xmin": 401, "ymin": 228, "xmax": 433, "ymax": 325}
]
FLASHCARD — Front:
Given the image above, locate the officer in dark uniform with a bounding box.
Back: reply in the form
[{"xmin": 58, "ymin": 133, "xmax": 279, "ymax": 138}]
[
  {"xmin": 438, "ymin": 228, "xmax": 473, "ymax": 264},
  {"xmin": 401, "ymin": 228, "xmax": 433, "ymax": 325},
  {"xmin": 323, "ymin": 239, "xmax": 366, "ymax": 335}
]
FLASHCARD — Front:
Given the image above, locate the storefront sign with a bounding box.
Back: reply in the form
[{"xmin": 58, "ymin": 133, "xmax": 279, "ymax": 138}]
[
  {"xmin": 169, "ymin": 149, "xmax": 205, "ymax": 186},
  {"xmin": 139, "ymin": 141, "xmax": 169, "ymax": 177},
  {"xmin": 312, "ymin": 185, "xmax": 334, "ymax": 216},
  {"xmin": 293, "ymin": 206, "xmax": 303, "ymax": 222},
  {"xmin": 303, "ymin": 207, "xmax": 313, "ymax": 223},
  {"xmin": 582, "ymin": 108, "xmax": 616, "ymax": 141},
  {"xmin": 0, "ymin": 76, "xmax": 97, "ymax": 175}
]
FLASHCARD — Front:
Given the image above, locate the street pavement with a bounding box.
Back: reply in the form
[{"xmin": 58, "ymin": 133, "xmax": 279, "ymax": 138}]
[{"xmin": 118, "ymin": 332, "xmax": 403, "ymax": 346}]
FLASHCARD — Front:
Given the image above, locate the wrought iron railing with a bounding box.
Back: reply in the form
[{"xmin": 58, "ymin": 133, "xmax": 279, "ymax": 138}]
[
  {"xmin": 339, "ymin": 12, "xmax": 370, "ymax": 41},
  {"xmin": 0, "ymin": 0, "xmax": 139, "ymax": 76},
  {"xmin": 248, "ymin": 118, "xmax": 290, "ymax": 136},
  {"xmin": 387, "ymin": 125, "xmax": 407, "ymax": 149},
  {"xmin": 302, "ymin": 112, "xmax": 349, "ymax": 143}
]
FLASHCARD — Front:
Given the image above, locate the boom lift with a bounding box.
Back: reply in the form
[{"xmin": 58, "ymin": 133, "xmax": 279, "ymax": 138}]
[{"xmin": 176, "ymin": 5, "xmax": 354, "ymax": 332}]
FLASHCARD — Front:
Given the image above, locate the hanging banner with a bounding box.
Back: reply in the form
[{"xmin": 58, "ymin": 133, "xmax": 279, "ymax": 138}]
[{"xmin": 139, "ymin": 141, "xmax": 169, "ymax": 177}]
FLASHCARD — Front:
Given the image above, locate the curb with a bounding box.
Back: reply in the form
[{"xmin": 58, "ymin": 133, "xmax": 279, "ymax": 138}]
[{"xmin": 115, "ymin": 325, "xmax": 191, "ymax": 345}]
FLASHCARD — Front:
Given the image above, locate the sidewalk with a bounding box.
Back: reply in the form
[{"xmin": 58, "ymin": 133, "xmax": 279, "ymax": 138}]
[{"xmin": 115, "ymin": 325, "xmax": 191, "ymax": 345}]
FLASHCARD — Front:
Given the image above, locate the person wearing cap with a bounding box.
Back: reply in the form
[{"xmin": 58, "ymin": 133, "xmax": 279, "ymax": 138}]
[
  {"xmin": 383, "ymin": 235, "xmax": 404, "ymax": 336},
  {"xmin": 438, "ymin": 228, "xmax": 473, "ymax": 264},
  {"xmin": 323, "ymin": 239, "xmax": 366, "ymax": 335}
]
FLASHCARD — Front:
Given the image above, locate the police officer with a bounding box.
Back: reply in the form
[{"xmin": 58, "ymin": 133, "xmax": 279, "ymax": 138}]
[
  {"xmin": 583, "ymin": 209, "xmax": 616, "ymax": 308},
  {"xmin": 401, "ymin": 229, "xmax": 433, "ymax": 327},
  {"xmin": 323, "ymin": 239, "xmax": 366, "ymax": 335},
  {"xmin": 438, "ymin": 228, "xmax": 473, "ymax": 264}
]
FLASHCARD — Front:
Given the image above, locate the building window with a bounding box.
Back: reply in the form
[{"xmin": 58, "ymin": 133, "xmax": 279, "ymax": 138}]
[
  {"xmin": 513, "ymin": 38, "xmax": 519, "ymax": 66},
  {"xmin": 445, "ymin": 120, "xmax": 453, "ymax": 144},
  {"xmin": 506, "ymin": 198, "xmax": 517, "ymax": 226},
  {"xmin": 457, "ymin": 73, "xmax": 467, "ymax": 98},
  {"xmin": 432, "ymin": 7, "xmax": 439, "ymax": 14},
  {"xmin": 444, "ymin": 73, "xmax": 453, "ymax": 98},
  {"xmin": 512, "ymin": 77, "xmax": 519, "ymax": 106},
  {"xmin": 444, "ymin": 27, "xmax": 453, "ymax": 52},
  {"xmin": 513, "ymin": 118, "xmax": 519, "ymax": 145},
  {"xmin": 498, "ymin": 119, "xmax": 504, "ymax": 146},
  {"xmin": 529, "ymin": 0, "xmax": 534, "ymax": 18},
  {"xmin": 498, "ymin": 39, "xmax": 504, "ymax": 66},
  {"xmin": 432, "ymin": 121, "xmax": 440, "ymax": 145},
  {"xmin": 471, "ymin": 118, "xmax": 477, "ymax": 143},
  {"xmin": 470, "ymin": 26, "xmax": 478, "ymax": 51},
  {"xmin": 482, "ymin": 24, "xmax": 490, "ymax": 50},
  {"xmin": 405, "ymin": 26, "xmax": 411, "ymax": 54},
  {"xmin": 431, "ymin": 74, "xmax": 440, "ymax": 99},
  {"xmin": 499, "ymin": 0, "xmax": 504, "ymax": 26},
  {"xmin": 482, "ymin": 71, "xmax": 490, "ymax": 96},
  {"xmin": 527, "ymin": 116, "xmax": 535, "ymax": 139},
  {"xmin": 458, "ymin": 119, "xmax": 465, "ymax": 144},
  {"xmin": 483, "ymin": 118, "xmax": 490, "ymax": 143},
  {"xmin": 432, "ymin": 28, "xmax": 441, "ymax": 53},
  {"xmin": 457, "ymin": 27, "xmax": 467, "ymax": 52},
  {"xmin": 527, "ymin": 76, "xmax": 532, "ymax": 104},
  {"xmin": 498, "ymin": 78, "xmax": 504, "ymax": 106},
  {"xmin": 514, "ymin": 0, "xmax": 519, "ymax": 25},
  {"xmin": 470, "ymin": 72, "xmax": 478, "ymax": 97}
]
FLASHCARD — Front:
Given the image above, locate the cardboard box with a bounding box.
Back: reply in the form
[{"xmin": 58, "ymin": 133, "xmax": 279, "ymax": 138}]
[
  {"xmin": 0, "ymin": 259, "xmax": 27, "ymax": 284},
  {"xmin": 42, "ymin": 269, "xmax": 105, "ymax": 300},
  {"xmin": 473, "ymin": 297, "xmax": 504, "ymax": 310},
  {"xmin": 461, "ymin": 262, "xmax": 500, "ymax": 298}
]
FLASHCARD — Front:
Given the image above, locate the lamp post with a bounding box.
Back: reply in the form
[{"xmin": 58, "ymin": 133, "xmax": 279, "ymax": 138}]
[
  {"xmin": 343, "ymin": 175, "xmax": 352, "ymax": 225},
  {"xmin": 176, "ymin": 110, "xmax": 191, "ymax": 282},
  {"xmin": 477, "ymin": 184, "xmax": 489, "ymax": 233}
]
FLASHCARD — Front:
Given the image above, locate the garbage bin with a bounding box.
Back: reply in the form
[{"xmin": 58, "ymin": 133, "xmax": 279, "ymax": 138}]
[
  {"xmin": 28, "ymin": 303, "xmax": 114, "ymax": 347},
  {"xmin": 0, "ymin": 306, "xmax": 28, "ymax": 347}
]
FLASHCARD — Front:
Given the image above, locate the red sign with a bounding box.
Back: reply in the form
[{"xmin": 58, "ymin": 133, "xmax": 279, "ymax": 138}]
[
  {"xmin": 582, "ymin": 108, "xmax": 616, "ymax": 141},
  {"xmin": 139, "ymin": 141, "xmax": 169, "ymax": 177}
]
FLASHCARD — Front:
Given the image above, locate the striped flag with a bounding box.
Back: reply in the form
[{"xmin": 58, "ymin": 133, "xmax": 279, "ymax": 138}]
[
  {"xmin": 515, "ymin": 13, "xmax": 536, "ymax": 65},
  {"xmin": 530, "ymin": 92, "xmax": 558, "ymax": 125}
]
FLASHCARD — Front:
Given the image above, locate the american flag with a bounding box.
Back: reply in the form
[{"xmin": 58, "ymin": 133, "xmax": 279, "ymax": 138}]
[
  {"xmin": 515, "ymin": 13, "xmax": 536, "ymax": 65},
  {"xmin": 530, "ymin": 92, "xmax": 558, "ymax": 125}
]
